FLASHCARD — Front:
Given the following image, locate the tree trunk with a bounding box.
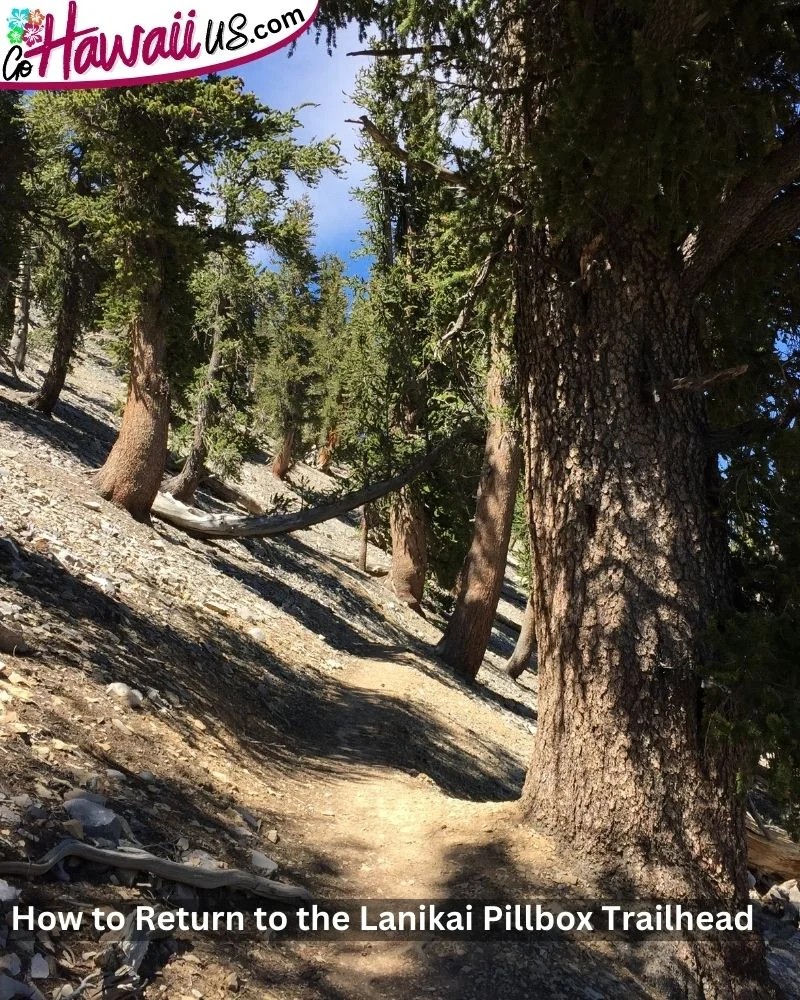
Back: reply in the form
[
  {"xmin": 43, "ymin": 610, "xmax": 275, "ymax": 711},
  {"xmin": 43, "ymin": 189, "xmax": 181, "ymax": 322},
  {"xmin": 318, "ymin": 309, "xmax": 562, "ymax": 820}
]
[
  {"xmin": 436, "ymin": 345, "xmax": 521, "ymax": 680},
  {"xmin": 94, "ymin": 290, "xmax": 169, "ymax": 522},
  {"xmin": 28, "ymin": 258, "xmax": 81, "ymax": 416},
  {"xmin": 9, "ymin": 251, "xmax": 30, "ymax": 371},
  {"xmin": 271, "ymin": 425, "xmax": 296, "ymax": 480},
  {"xmin": 505, "ymin": 597, "xmax": 536, "ymax": 680},
  {"xmin": 515, "ymin": 225, "xmax": 772, "ymax": 994},
  {"xmin": 388, "ymin": 487, "xmax": 427, "ymax": 611},
  {"xmin": 164, "ymin": 323, "xmax": 223, "ymax": 503},
  {"xmin": 359, "ymin": 504, "xmax": 370, "ymax": 572}
]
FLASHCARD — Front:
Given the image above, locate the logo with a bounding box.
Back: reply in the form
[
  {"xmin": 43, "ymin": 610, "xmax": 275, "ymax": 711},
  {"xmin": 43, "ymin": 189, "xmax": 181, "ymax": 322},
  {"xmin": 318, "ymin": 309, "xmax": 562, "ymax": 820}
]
[{"xmin": 1, "ymin": 1, "xmax": 318, "ymax": 88}]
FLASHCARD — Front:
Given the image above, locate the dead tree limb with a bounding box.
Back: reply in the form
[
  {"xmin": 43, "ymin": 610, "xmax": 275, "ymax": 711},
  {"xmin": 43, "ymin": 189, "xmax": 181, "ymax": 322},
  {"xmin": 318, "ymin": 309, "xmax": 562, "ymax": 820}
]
[
  {"xmin": 152, "ymin": 436, "xmax": 457, "ymax": 540},
  {"xmin": 345, "ymin": 115, "xmax": 522, "ymax": 213}
]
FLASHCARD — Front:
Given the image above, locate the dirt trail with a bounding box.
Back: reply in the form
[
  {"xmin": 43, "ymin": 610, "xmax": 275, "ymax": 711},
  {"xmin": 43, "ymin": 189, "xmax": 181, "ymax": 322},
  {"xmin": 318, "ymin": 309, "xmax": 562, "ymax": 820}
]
[{"xmin": 0, "ymin": 340, "xmax": 707, "ymax": 999}]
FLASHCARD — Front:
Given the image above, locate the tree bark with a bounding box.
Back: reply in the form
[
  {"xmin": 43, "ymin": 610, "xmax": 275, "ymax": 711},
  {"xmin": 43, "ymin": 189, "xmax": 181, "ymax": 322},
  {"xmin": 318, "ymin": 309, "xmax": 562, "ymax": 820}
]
[
  {"xmin": 94, "ymin": 289, "xmax": 169, "ymax": 522},
  {"xmin": 28, "ymin": 255, "xmax": 82, "ymax": 416},
  {"xmin": 164, "ymin": 322, "xmax": 223, "ymax": 503},
  {"xmin": 271, "ymin": 425, "xmax": 296, "ymax": 480},
  {"xmin": 359, "ymin": 504, "xmax": 370, "ymax": 572},
  {"xmin": 515, "ymin": 224, "xmax": 773, "ymax": 994},
  {"xmin": 9, "ymin": 251, "xmax": 30, "ymax": 372},
  {"xmin": 388, "ymin": 487, "xmax": 428, "ymax": 612},
  {"xmin": 505, "ymin": 597, "xmax": 536, "ymax": 680},
  {"xmin": 436, "ymin": 346, "xmax": 522, "ymax": 680}
]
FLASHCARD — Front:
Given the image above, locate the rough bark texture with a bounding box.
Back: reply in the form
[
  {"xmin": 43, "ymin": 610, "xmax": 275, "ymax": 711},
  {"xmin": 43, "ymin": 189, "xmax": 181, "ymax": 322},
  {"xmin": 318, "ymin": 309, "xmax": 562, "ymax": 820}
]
[
  {"xmin": 94, "ymin": 291, "xmax": 169, "ymax": 522},
  {"xmin": 505, "ymin": 597, "xmax": 536, "ymax": 680},
  {"xmin": 388, "ymin": 487, "xmax": 428, "ymax": 612},
  {"xmin": 515, "ymin": 225, "xmax": 773, "ymax": 995},
  {"xmin": 164, "ymin": 324, "xmax": 223, "ymax": 503},
  {"xmin": 272, "ymin": 426, "xmax": 296, "ymax": 480},
  {"xmin": 28, "ymin": 261, "xmax": 81, "ymax": 416},
  {"xmin": 359, "ymin": 504, "xmax": 370, "ymax": 572},
  {"xmin": 436, "ymin": 349, "xmax": 522, "ymax": 680},
  {"xmin": 9, "ymin": 252, "xmax": 30, "ymax": 371}
]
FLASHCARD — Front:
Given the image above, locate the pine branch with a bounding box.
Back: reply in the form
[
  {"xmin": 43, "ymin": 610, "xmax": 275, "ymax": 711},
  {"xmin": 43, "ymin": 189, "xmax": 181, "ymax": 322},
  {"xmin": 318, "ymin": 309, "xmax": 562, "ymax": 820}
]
[
  {"xmin": 346, "ymin": 45, "xmax": 451, "ymax": 58},
  {"xmin": 741, "ymin": 186, "xmax": 800, "ymax": 251},
  {"xmin": 710, "ymin": 396, "xmax": 800, "ymax": 452},
  {"xmin": 439, "ymin": 217, "xmax": 517, "ymax": 348},
  {"xmin": 345, "ymin": 115, "xmax": 522, "ymax": 213},
  {"xmin": 682, "ymin": 119, "xmax": 800, "ymax": 293}
]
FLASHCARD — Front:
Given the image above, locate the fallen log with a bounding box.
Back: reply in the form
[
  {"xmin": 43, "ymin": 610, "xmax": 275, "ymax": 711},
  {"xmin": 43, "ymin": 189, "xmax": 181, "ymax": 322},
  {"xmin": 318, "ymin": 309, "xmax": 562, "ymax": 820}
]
[
  {"xmin": 200, "ymin": 474, "xmax": 266, "ymax": 515},
  {"xmin": 152, "ymin": 436, "xmax": 455, "ymax": 540},
  {"xmin": 746, "ymin": 814, "xmax": 800, "ymax": 879},
  {"xmin": 0, "ymin": 839, "xmax": 310, "ymax": 901}
]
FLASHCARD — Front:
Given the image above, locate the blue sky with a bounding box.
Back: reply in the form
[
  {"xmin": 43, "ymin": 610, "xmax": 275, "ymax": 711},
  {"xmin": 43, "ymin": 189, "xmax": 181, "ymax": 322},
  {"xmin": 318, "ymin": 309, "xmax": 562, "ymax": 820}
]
[{"xmin": 237, "ymin": 26, "xmax": 372, "ymax": 279}]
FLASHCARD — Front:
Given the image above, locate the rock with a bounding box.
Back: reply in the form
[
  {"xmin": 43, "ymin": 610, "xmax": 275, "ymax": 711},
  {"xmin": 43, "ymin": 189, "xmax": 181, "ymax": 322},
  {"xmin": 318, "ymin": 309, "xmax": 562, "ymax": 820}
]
[
  {"xmin": 250, "ymin": 851, "xmax": 278, "ymax": 875},
  {"xmin": 29, "ymin": 955, "xmax": 48, "ymax": 980},
  {"xmin": 266, "ymin": 829, "xmax": 279, "ymax": 845},
  {"xmin": 62, "ymin": 820, "xmax": 85, "ymax": 839},
  {"xmin": 87, "ymin": 575, "xmax": 116, "ymax": 597},
  {"xmin": 0, "ymin": 974, "xmax": 33, "ymax": 1000},
  {"xmin": 224, "ymin": 974, "xmax": 239, "ymax": 993},
  {"xmin": 0, "ymin": 806, "xmax": 21, "ymax": 826},
  {"xmin": 0, "ymin": 879, "xmax": 20, "ymax": 902},
  {"xmin": 181, "ymin": 850, "xmax": 224, "ymax": 871},
  {"xmin": 248, "ymin": 628, "xmax": 267, "ymax": 643},
  {"xmin": 137, "ymin": 771, "xmax": 156, "ymax": 784},
  {"xmin": 747, "ymin": 871, "xmax": 757, "ymax": 890},
  {"xmin": 63, "ymin": 796, "xmax": 125, "ymax": 842},
  {"xmin": 235, "ymin": 806, "xmax": 260, "ymax": 830},
  {"xmin": 0, "ymin": 958, "xmax": 20, "ymax": 978},
  {"xmin": 106, "ymin": 683, "xmax": 144, "ymax": 709}
]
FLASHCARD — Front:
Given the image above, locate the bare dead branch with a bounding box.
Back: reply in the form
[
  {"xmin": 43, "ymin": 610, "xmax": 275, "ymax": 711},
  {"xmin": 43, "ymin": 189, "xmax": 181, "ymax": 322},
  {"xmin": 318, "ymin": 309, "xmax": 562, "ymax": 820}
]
[
  {"xmin": 345, "ymin": 115, "xmax": 521, "ymax": 213},
  {"xmin": 152, "ymin": 434, "xmax": 460, "ymax": 539},
  {"xmin": 682, "ymin": 120, "xmax": 800, "ymax": 293},
  {"xmin": 439, "ymin": 217, "xmax": 517, "ymax": 348},
  {"xmin": 346, "ymin": 45, "xmax": 451, "ymax": 58}
]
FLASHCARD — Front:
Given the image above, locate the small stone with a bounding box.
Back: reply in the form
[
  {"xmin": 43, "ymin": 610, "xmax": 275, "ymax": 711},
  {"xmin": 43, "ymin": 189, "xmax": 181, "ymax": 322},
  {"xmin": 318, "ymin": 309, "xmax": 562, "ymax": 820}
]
[
  {"xmin": 224, "ymin": 974, "xmax": 239, "ymax": 993},
  {"xmin": 0, "ymin": 957, "xmax": 20, "ymax": 978},
  {"xmin": 106, "ymin": 683, "xmax": 143, "ymax": 709},
  {"xmin": 138, "ymin": 771, "xmax": 156, "ymax": 784},
  {"xmin": 266, "ymin": 829, "xmax": 279, "ymax": 844},
  {"xmin": 30, "ymin": 954, "xmax": 49, "ymax": 979},
  {"xmin": 250, "ymin": 851, "xmax": 278, "ymax": 875},
  {"xmin": 62, "ymin": 819, "xmax": 85, "ymax": 840}
]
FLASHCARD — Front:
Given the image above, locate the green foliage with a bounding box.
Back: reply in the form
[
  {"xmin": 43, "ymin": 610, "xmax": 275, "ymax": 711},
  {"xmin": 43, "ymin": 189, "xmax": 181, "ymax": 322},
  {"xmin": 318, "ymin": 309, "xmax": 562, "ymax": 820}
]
[{"xmin": 0, "ymin": 93, "xmax": 27, "ymax": 341}]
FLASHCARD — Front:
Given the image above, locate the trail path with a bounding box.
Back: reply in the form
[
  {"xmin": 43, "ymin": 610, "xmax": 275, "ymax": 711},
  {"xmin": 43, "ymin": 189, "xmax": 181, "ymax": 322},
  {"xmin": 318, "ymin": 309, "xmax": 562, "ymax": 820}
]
[{"xmin": 0, "ymin": 339, "xmax": 730, "ymax": 999}]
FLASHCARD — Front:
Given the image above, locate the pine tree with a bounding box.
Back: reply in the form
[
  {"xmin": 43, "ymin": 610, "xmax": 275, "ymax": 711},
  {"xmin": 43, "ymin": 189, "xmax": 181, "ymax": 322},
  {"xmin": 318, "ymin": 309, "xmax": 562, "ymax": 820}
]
[
  {"xmin": 47, "ymin": 80, "xmax": 263, "ymax": 520},
  {"xmin": 318, "ymin": 3, "xmax": 800, "ymax": 991}
]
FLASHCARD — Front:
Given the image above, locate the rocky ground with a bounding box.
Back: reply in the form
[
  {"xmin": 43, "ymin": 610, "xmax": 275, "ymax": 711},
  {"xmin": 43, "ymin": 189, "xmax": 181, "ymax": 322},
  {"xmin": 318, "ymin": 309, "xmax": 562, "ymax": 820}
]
[{"xmin": 0, "ymin": 337, "xmax": 799, "ymax": 1000}]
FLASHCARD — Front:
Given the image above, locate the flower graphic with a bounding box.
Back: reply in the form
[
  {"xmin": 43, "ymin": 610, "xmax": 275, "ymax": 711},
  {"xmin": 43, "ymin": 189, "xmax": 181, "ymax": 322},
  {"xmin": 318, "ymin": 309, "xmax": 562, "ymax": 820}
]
[
  {"xmin": 6, "ymin": 25, "xmax": 23, "ymax": 44},
  {"xmin": 6, "ymin": 8, "xmax": 30, "ymax": 31},
  {"xmin": 27, "ymin": 7, "xmax": 43, "ymax": 25},
  {"xmin": 22, "ymin": 20, "xmax": 41, "ymax": 44}
]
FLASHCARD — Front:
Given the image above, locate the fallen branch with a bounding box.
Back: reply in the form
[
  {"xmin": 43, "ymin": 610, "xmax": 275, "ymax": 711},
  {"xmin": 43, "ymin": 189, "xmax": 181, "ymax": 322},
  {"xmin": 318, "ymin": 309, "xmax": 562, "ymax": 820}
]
[
  {"xmin": 200, "ymin": 474, "xmax": 266, "ymax": 516},
  {"xmin": 0, "ymin": 839, "xmax": 310, "ymax": 901},
  {"xmin": 152, "ymin": 436, "xmax": 457, "ymax": 540},
  {"xmin": 746, "ymin": 814, "xmax": 800, "ymax": 880}
]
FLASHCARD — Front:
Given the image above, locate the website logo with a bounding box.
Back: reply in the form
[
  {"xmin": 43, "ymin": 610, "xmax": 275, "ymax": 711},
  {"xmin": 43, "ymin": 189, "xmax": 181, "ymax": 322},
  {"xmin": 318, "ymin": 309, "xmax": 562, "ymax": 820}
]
[{"xmin": 1, "ymin": 1, "xmax": 318, "ymax": 88}]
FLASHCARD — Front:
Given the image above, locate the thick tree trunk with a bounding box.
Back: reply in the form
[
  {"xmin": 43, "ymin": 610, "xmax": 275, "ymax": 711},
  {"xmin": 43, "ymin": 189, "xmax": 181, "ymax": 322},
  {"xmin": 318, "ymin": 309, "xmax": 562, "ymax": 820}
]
[
  {"xmin": 272, "ymin": 425, "xmax": 296, "ymax": 480},
  {"xmin": 388, "ymin": 487, "xmax": 427, "ymax": 611},
  {"xmin": 28, "ymin": 260, "xmax": 81, "ymax": 416},
  {"xmin": 505, "ymin": 597, "xmax": 536, "ymax": 680},
  {"xmin": 9, "ymin": 251, "xmax": 30, "ymax": 371},
  {"xmin": 436, "ymin": 347, "xmax": 521, "ymax": 680},
  {"xmin": 164, "ymin": 324, "xmax": 223, "ymax": 503},
  {"xmin": 94, "ymin": 290, "xmax": 169, "ymax": 522},
  {"xmin": 515, "ymin": 225, "xmax": 772, "ymax": 994}
]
